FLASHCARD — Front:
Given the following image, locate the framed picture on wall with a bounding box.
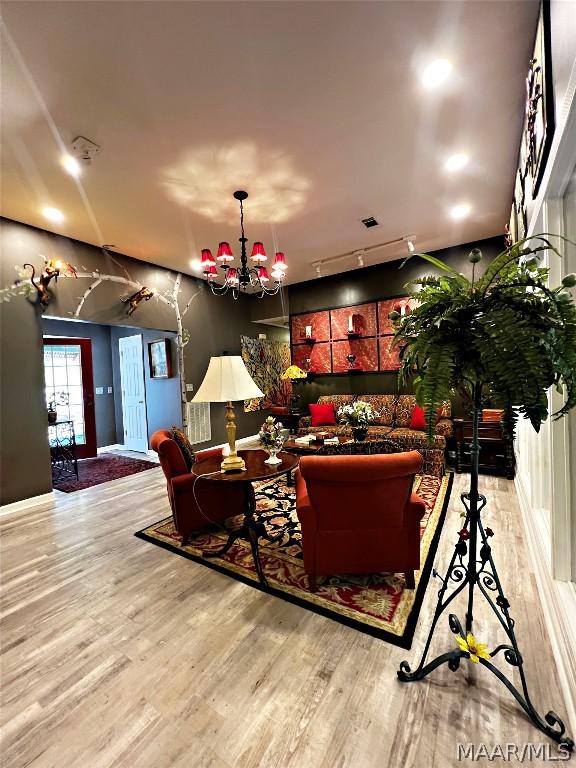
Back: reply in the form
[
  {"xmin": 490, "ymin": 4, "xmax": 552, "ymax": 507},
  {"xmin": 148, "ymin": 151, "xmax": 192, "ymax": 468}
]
[
  {"xmin": 526, "ymin": 0, "xmax": 555, "ymax": 199},
  {"xmin": 148, "ymin": 339, "xmax": 172, "ymax": 379}
]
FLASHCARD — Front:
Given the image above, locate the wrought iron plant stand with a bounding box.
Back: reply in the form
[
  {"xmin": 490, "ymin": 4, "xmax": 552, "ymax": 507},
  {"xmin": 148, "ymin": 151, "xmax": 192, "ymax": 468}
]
[{"xmin": 397, "ymin": 386, "xmax": 574, "ymax": 752}]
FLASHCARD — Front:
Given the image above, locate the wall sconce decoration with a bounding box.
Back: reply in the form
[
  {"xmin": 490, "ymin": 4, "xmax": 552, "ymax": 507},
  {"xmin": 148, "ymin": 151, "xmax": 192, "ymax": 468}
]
[
  {"xmin": 24, "ymin": 258, "xmax": 77, "ymax": 307},
  {"xmin": 347, "ymin": 313, "xmax": 363, "ymax": 336},
  {"xmin": 122, "ymin": 287, "xmax": 154, "ymax": 316},
  {"xmin": 304, "ymin": 325, "xmax": 313, "ymax": 340}
]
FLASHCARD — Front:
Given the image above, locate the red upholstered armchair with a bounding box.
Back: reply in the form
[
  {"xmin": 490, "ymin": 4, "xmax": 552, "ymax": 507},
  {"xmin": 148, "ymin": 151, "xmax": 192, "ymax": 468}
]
[
  {"xmin": 295, "ymin": 451, "xmax": 426, "ymax": 591},
  {"xmin": 150, "ymin": 429, "xmax": 250, "ymax": 545}
]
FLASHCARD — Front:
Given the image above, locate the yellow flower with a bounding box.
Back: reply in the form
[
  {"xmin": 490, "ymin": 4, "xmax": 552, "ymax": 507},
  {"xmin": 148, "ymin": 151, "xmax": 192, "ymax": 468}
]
[{"xmin": 456, "ymin": 632, "xmax": 491, "ymax": 663}]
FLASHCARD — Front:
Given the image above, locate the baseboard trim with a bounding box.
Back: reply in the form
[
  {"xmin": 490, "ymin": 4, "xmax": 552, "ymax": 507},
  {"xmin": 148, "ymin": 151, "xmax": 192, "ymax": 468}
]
[
  {"xmin": 211, "ymin": 434, "xmax": 259, "ymax": 450},
  {"xmin": 515, "ymin": 474, "xmax": 576, "ymax": 734},
  {"xmin": 98, "ymin": 444, "xmax": 124, "ymax": 453},
  {"xmin": 0, "ymin": 490, "xmax": 56, "ymax": 517}
]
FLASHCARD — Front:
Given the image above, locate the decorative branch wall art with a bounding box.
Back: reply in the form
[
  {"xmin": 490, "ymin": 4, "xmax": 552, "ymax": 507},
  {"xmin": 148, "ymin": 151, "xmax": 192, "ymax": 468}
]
[
  {"xmin": 122, "ymin": 287, "xmax": 154, "ymax": 316},
  {"xmin": 1, "ymin": 256, "xmax": 200, "ymax": 426}
]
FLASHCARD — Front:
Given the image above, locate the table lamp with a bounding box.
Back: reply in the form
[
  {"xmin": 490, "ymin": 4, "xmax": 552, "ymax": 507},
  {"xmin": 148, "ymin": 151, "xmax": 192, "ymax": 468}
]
[{"xmin": 193, "ymin": 355, "xmax": 264, "ymax": 472}]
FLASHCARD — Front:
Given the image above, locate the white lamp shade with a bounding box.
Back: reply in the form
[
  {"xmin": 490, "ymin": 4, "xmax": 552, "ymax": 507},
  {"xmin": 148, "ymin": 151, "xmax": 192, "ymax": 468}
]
[{"xmin": 192, "ymin": 356, "xmax": 264, "ymax": 403}]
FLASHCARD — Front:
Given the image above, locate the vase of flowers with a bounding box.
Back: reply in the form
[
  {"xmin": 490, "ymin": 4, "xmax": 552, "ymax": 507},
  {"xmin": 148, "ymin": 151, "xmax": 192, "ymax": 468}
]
[
  {"xmin": 259, "ymin": 416, "xmax": 285, "ymax": 465},
  {"xmin": 337, "ymin": 400, "xmax": 379, "ymax": 441}
]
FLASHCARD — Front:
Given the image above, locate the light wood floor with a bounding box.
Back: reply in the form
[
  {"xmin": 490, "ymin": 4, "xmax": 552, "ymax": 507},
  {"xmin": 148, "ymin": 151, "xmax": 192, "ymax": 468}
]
[{"xmin": 0, "ymin": 466, "xmax": 569, "ymax": 767}]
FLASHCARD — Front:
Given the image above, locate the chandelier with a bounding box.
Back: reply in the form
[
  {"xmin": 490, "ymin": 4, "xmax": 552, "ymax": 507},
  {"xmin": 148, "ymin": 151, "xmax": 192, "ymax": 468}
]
[{"xmin": 200, "ymin": 191, "xmax": 287, "ymax": 298}]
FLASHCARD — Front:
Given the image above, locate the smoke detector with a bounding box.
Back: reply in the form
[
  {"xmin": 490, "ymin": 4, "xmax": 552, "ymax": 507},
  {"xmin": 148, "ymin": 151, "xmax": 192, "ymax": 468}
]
[{"xmin": 71, "ymin": 136, "xmax": 102, "ymax": 164}]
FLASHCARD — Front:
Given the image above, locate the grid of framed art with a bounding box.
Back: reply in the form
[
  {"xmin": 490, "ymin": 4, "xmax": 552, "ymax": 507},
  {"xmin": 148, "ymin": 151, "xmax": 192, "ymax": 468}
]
[
  {"xmin": 290, "ymin": 296, "xmax": 417, "ymax": 375},
  {"xmin": 508, "ymin": 0, "xmax": 554, "ymax": 244}
]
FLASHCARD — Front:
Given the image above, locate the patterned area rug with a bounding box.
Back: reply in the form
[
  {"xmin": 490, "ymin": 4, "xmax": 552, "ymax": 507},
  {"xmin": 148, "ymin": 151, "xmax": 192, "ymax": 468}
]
[
  {"xmin": 54, "ymin": 453, "xmax": 158, "ymax": 492},
  {"xmin": 136, "ymin": 472, "xmax": 453, "ymax": 648}
]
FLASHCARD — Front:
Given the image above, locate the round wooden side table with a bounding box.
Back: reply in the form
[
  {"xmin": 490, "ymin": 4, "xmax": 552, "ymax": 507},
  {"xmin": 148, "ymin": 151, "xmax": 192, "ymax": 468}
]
[{"xmin": 192, "ymin": 449, "xmax": 299, "ymax": 586}]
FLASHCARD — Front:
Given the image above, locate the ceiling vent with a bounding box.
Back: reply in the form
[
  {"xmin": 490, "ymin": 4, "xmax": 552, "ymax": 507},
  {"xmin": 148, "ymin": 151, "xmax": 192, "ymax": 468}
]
[{"xmin": 361, "ymin": 216, "xmax": 379, "ymax": 228}]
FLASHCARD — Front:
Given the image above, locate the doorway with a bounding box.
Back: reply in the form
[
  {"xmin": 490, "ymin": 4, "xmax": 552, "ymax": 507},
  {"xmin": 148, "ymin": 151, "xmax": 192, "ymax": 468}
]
[
  {"xmin": 118, "ymin": 334, "xmax": 149, "ymax": 453},
  {"xmin": 43, "ymin": 337, "xmax": 97, "ymax": 459}
]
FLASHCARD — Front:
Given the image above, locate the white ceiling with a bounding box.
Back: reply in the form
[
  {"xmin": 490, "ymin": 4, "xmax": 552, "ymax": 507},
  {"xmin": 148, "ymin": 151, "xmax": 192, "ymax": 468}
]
[{"xmin": 1, "ymin": 0, "xmax": 539, "ymax": 285}]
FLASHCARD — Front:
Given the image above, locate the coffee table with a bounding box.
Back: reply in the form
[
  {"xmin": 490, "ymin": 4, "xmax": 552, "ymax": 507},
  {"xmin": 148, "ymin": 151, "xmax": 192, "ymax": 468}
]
[
  {"xmin": 192, "ymin": 449, "xmax": 299, "ymax": 586},
  {"xmin": 283, "ymin": 435, "xmax": 353, "ymax": 455}
]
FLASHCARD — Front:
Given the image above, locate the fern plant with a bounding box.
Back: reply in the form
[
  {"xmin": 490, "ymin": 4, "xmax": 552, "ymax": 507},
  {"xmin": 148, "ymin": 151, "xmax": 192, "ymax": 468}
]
[
  {"xmin": 394, "ymin": 235, "xmax": 576, "ymax": 751},
  {"xmin": 391, "ymin": 236, "xmax": 576, "ymax": 440}
]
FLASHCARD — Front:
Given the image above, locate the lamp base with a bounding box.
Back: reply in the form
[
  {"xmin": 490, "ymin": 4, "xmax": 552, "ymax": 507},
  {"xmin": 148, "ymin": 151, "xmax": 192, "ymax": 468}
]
[{"xmin": 221, "ymin": 453, "xmax": 246, "ymax": 472}]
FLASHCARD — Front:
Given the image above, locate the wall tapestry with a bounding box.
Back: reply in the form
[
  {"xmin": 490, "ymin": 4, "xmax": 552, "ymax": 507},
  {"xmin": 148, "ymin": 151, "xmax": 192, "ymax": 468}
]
[{"xmin": 241, "ymin": 336, "xmax": 291, "ymax": 412}]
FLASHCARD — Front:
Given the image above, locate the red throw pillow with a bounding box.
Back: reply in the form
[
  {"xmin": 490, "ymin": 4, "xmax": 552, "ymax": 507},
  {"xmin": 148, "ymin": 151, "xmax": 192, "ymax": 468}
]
[
  {"xmin": 410, "ymin": 405, "xmax": 445, "ymax": 430},
  {"xmin": 309, "ymin": 402, "xmax": 337, "ymax": 427},
  {"xmin": 409, "ymin": 405, "xmax": 427, "ymax": 431}
]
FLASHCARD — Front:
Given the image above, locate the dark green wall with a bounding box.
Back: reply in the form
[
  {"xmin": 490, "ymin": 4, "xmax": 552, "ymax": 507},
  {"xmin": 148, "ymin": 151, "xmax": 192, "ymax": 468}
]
[
  {"xmin": 0, "ymin": 217, "xmax": 286, "ymax": 504},
  {"xmin": 287, "ymin": 236, "xmax": 504, "ymax": 411}
]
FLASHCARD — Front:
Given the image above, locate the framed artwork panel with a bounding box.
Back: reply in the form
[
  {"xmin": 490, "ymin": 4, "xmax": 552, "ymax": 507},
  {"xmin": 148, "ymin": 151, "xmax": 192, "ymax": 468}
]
[
  {"xmin": 379, "ymin": 335, "xmax": 402, "ymax": 372},
  {"xmin": 330, "ymin": 303, "xmax": 377, "ymax": 340},
  {"xmin": 292, "ymin": 341, "xmax": 331, "ymax": 374},
  {"xmin": 332, "ymin": 338, "xmax": 378, "ymax": 373},
  {"xmin": 148, "ymin": 339, "xmax": 172, "ymax": 379}
]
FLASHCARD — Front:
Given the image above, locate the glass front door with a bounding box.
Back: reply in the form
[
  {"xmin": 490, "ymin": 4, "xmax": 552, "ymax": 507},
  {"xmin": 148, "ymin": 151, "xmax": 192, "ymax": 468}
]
[{"xmin": 43, "ymin": 337, "xmax": 97, "ymax": 459}]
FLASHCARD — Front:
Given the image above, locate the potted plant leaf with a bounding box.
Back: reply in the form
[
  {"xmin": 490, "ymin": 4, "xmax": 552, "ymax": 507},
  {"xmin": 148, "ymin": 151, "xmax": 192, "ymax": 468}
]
[{"xmin": 391, "ymin": 236, "xmax": 575, "ymax": 751}]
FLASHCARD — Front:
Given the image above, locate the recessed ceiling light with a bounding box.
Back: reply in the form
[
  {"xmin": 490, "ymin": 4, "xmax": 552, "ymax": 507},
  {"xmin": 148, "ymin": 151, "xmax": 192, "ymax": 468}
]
[
  {"xmin": 450, "ymin": 203, "xmax": 471, "ymax": 220},
  {"xmin": 445, "ymin": 153, "xmax": 469, "ymax": 172},
  {"xmin": 41, "ymin": 207, "xmax": 65, "ymax": 223},
  {"xmin": 62, "ymin": 154, "xmax": 81, "ymax": 178},
  {"xmin": 422, "ymin": 58, "xmax": 452, "ymax": 88}
]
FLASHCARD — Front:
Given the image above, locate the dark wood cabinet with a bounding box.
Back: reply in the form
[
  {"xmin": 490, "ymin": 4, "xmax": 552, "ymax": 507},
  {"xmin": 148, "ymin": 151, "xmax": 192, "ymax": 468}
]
[{"xmin": 453, "ymin": 418, "xmax": 515, "ymax": 479}]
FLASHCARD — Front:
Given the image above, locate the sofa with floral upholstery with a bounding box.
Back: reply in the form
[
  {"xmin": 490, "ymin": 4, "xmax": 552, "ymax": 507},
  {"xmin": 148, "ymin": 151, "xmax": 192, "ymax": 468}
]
[{"xmin": 296, "ymin": 394, "xmax": 453, "ymax": 477}]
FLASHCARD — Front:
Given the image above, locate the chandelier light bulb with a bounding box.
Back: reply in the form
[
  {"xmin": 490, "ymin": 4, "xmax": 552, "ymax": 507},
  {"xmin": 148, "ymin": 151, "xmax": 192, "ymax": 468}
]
[
  {"xmin": 201, "ymin": 249, "xmax": 216, "ymax": 270},
  {"xmin": 226, "ymin": 267, "xmax": 239, "ymax": 287},
  {"xmin": 273, "ymin": 252, "xmax": 287, "ymax": 271},
  {"xmin": 257, "ymin": 266, "xmax": 270, "ymax": 283},
  {"xmin": 250, "ymin": 242, "xmax": 267, "ymax": 263},
  {"xmin": 216, "ymin": 242, "xmax": 234, "ymax": 262}
]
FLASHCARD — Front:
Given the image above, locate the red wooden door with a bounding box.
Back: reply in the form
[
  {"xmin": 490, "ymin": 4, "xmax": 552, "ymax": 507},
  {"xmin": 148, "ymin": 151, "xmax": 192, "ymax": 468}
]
[{"xmin": 43, "ymin": 337, "xmax": 97, "ymax": 459}]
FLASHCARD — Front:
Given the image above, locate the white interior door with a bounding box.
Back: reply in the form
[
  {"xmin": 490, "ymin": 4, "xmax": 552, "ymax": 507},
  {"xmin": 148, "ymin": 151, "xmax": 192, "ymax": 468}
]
[{"xmin": 119, "ymin": 335, "xmax": 148, "ymax": 452}]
